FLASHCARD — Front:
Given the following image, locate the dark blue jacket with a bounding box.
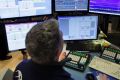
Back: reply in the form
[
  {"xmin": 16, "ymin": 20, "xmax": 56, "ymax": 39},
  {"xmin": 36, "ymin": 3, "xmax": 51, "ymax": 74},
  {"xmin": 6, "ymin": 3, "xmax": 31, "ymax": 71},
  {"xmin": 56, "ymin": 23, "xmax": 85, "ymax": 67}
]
[{"xmin": 13, "ymin": 59, "xmax": 73, "ymax": 80}]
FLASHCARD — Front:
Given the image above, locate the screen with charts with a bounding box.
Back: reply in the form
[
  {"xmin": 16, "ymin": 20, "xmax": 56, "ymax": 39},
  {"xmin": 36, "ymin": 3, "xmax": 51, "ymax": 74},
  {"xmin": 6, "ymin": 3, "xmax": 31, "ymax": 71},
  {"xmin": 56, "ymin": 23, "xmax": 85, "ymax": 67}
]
[
  {"xmin": 55, "ymin": 0, "xmax": 88, "ymax": 11},
  {"xmin": 0, "ymin": 0, "xmax": 51, "ymax": 19},
  {"xmin": 58, "ymin": 16, "xmax": 98, "ymax": 40},
  {"xmin": 5, "ymin": 22, "xmax": 39, "ymax": 51},
  {"xmin": 89, "ymin": 0, "xmax": 120, "ymax": 16}
]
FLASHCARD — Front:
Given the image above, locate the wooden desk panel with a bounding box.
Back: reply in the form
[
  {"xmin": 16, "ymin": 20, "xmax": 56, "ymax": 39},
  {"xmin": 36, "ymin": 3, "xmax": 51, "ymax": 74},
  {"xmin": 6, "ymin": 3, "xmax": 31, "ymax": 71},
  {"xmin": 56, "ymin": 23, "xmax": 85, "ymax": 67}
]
[{"xmin": 0, "ymin": 51, "xmax": 23, "ymax": 73}]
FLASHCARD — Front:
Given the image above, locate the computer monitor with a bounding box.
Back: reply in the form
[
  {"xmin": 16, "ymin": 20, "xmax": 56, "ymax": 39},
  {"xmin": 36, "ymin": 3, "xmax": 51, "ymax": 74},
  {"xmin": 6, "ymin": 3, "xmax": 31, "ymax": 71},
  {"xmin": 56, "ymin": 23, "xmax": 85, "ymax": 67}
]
[
  {"xmin": 5, "ymin": 22, "xmax": 39, "ymax": 51},
  {"xmin": 55, "ymin": 0, "xmax": 88, "ymax": 11},
  {"xmin": 0, "ymin": 0, "xmax": 52, "ymax": 19},
  {"xmin": 58, "ymin": 16, "xmax": 98, "ymax": 40},
  {"xmin": 89, "ymin": 0, "xmax": 120, "ymax": 16}
]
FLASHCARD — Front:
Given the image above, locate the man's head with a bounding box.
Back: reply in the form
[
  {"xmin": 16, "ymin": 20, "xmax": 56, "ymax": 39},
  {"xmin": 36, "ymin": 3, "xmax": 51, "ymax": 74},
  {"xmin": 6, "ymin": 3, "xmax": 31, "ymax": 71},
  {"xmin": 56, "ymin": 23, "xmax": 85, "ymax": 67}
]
[{"xmin": 25, "ymin": 19, "xmax": 63, "ymax": 64}]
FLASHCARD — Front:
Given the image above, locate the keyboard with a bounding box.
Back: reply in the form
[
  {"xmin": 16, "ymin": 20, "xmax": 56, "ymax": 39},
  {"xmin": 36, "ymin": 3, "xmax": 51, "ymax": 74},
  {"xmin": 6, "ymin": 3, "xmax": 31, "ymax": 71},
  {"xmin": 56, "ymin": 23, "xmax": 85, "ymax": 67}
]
[{"xmin": 89, "ymin": 56, "xmax": 120, "ymax": 79}]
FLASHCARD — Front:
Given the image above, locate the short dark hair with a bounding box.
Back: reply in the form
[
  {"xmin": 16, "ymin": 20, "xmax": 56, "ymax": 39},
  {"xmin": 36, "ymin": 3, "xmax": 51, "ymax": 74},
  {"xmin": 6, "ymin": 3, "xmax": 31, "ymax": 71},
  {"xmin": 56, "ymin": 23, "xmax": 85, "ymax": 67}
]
[{"xmin": 25, "ymin": 19, "xmax": 63, "ymax": 64}]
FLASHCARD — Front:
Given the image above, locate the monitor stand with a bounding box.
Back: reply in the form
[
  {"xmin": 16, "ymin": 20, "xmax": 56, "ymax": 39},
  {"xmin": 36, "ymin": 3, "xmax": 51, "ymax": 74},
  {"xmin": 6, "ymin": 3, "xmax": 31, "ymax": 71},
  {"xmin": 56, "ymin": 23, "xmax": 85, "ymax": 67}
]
[
  {"xmin": 0, "ymin": 23, "xmax": 12, "ymax": 60},
  {"xmin": 66, "ymin": 40, "xmax": 102, "ymax": 52},
  {"xmin": 0, "ymin": 55, "xmax": 12, "ymax": 60},
  {"xmin": 0, "ymin": 47, "xmax": 12, "ymax": 60}
]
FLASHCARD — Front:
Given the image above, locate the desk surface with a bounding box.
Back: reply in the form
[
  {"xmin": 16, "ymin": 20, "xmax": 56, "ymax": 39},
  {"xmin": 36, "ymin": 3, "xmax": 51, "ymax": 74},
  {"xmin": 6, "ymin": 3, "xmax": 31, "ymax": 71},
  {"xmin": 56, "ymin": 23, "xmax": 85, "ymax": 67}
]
[
  {"xmin": 0, "ymin": 51, "xmax": 23, "ymax": 80},
  {"xmin": 64, "ymin": 51, "xmax": 118, "ymax": 80},
  {"xmin": 0, "ymin": 47, "xmax": 118, "ymax": 80},
  {"xmin": 64, "ymin": 67, "xmax": 90, "ymax": 80}
]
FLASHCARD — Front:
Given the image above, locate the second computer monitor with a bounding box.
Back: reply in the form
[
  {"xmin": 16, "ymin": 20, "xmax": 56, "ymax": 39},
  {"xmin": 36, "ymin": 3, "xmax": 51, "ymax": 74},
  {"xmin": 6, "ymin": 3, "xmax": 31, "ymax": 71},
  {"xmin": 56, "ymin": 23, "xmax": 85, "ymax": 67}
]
[
  {"xmin": 5, "ymin": 22, "xmax": 39, "ymax": 51},
  {"xmin": 58, "ymin": 16, "xmax": 98, "ymax": 40}
]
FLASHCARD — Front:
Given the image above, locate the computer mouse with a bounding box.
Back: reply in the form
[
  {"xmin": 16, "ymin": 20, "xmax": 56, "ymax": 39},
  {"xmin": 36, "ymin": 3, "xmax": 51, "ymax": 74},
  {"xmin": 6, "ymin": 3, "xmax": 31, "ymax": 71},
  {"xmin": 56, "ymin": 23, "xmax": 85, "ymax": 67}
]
[{"xmin": 85, "ymin": 73, "xmax": 96, "ymax": 80}]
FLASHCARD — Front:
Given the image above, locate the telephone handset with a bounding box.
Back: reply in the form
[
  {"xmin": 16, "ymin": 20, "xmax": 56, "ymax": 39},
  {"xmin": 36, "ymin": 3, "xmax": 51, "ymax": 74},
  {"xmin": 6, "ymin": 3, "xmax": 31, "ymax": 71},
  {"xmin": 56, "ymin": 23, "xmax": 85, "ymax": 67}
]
[{"xmin": 65, "ymin": 51, "xmax": 91, "ymax": 71}]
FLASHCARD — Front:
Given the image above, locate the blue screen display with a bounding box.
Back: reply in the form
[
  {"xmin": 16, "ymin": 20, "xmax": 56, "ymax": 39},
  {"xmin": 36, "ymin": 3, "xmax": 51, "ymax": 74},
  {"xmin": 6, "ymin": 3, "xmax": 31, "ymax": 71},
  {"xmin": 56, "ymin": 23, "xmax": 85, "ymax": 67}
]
[
  {"xmin": 58, "ymin": 16, "xmax": 98, "ymax": 40},
  {"xmin": 0, "ymin": 0, "xmax": 51, "ymax": 19},
  {"xmin": 89, "ymin": 0, "xmax": 120, "ymax": 15},
  {"xmin": 55, "ymin": 0, "xmax": 88, "ymax": 11}
]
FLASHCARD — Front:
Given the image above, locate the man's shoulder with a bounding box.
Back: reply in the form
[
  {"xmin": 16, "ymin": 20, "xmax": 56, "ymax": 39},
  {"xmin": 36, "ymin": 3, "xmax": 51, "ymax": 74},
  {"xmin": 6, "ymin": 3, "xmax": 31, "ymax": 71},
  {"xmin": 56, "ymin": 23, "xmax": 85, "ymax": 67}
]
[
  {"xmin": 13, "ymin": 59, "xmax": 32, "ymax": 80},
  {"xmin": 16, "ymin": 59, "xmax": 31, "ymax": 69}
]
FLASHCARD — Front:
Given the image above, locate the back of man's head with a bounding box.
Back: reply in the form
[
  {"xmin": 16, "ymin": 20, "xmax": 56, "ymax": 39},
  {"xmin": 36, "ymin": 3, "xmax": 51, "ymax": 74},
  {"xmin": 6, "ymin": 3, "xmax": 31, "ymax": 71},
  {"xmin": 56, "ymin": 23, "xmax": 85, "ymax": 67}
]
[{"xmin": 25, "ymin": 19, "xmax": 63, "ymax": 64}]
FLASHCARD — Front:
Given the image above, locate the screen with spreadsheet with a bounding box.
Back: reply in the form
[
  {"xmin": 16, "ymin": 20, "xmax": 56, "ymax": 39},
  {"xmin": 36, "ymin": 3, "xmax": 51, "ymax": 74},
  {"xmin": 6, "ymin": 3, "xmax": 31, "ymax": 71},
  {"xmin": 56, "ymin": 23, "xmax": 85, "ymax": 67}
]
[
  {"xmin": 58, "ymin": 16, "xmax": 98, "ymax": 40},
  {"xmin": 89, "ymin": 0, "xmax": 120, "ymax": 16},
  {"xmin": 5, "ymin": 22, "xmax": 38, "ymax": 51},
  {"xmin": 0, "ymin": 0, "xmax": 51, "ymax": 19},
  {"xmin": 55, "ymin": 0, "xmax": 88, "ymax": 11}
]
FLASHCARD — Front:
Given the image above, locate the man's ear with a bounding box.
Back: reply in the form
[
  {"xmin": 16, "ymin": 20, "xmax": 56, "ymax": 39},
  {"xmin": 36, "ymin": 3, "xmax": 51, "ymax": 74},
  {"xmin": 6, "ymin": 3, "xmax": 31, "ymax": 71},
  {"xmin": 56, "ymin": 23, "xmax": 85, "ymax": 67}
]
[
  {"xmin": 56, "ymin": 31, "xmax": 64, "ymax": 61},
  {"xmin": 58, "ymin": 52, "xmax": 66, "ymax": 62}
]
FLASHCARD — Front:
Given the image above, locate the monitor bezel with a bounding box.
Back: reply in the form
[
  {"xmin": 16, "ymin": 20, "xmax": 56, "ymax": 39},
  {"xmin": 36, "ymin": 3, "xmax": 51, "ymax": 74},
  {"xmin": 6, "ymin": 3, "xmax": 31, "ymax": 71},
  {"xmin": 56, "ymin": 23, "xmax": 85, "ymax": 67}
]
[
  {"xmin": 2, "ymin": 15, "xmax": 53, "ymax": 24},
  {"xmin": 0, "ymin": 0, "xmax": 53, "ymax": 20},
  {"xmin": 57, "ymin": 15, "xmax": 99, "ymax": 42}
]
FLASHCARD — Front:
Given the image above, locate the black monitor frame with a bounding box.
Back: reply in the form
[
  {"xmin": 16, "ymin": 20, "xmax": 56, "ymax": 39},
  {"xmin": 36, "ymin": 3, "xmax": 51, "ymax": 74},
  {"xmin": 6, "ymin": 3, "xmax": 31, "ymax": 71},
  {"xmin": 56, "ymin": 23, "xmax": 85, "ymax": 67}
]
[
  {"xmin": 53, "ymin": 0, "xmax": 89, "ymax": 16},
  {"xmin": 0, "ymin": 22, "xmax": 9, "ymax": 57},
  {"xmin": 60, "ymin": 15, "xmax": 100, "ymax": 51},
  {"xmin": 1, "ymin": 15, "xmax": 53, "ymax": 24}
]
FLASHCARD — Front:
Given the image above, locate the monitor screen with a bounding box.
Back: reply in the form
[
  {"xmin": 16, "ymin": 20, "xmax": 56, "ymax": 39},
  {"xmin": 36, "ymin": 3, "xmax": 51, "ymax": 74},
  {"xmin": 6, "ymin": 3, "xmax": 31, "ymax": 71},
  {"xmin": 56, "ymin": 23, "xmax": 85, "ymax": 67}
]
[
  {"xmin": 0, "ymin": 0, "xmax": 51, "ymax": 19},
  {"xmin": 89, "ymin": 0, "xmax": 120, "ymax": 16},
  {"xmin": 5, "ymin": 22, "xmax": 39, "ymax": 51},
  {"xmin": 55, "ymin": 0, "xmax": 88, "ymax": 11},
  {"xmin": 58, "ymin": 16, "xmax": 98, "ymax": 40}
]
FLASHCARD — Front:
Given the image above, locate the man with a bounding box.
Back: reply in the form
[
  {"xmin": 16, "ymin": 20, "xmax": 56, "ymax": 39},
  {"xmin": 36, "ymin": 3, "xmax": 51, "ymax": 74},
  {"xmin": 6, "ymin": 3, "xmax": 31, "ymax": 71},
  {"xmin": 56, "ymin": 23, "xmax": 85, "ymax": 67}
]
[{"xmin": 13, "ymin": 19, "xmax": 73, "ymax": 80}]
